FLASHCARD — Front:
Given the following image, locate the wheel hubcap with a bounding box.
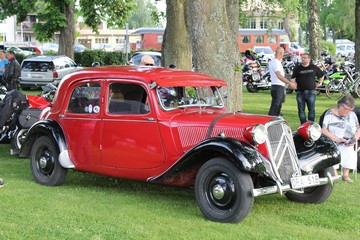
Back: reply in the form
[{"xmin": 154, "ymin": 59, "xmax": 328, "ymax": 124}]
[
  {"xmin": 207, "ymin": 173, "xmax": 236, "ymax": 210},
  {"xmin": 37, "ymin": 150, "xmax": 54, "ymax": 175},
  {"xmin": 39, "ymin": 156, "xmax": 48, "ymax": 169}
]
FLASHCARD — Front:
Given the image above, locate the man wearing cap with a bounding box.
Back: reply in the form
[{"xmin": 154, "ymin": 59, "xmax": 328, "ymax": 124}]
[
  {"xmin": 139, "ymin": 55, "xmax": 155, "ymax": 66},
  {"xmin": 3, "ymin": 51, "xmax": 21, "ymax": 90}
]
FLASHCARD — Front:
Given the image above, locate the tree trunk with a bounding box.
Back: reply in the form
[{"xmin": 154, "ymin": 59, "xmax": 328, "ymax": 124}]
[
  {"xmin": 162, "ymin": 0, "xmax": 192, "ymax": 70},
  {"xmin": 307, "ymin": 0, "xmax": 321, "ymax": 60},
  {"xmin": 58, "ymin": 2, "xmax": 75, "ymax": 59},
  {"xmin": 355, "ymin": 0, "xmax": 360, "ymax": 71},
  {"xmin": 187, "ymin": 0, "xmax": 242, "ymax": 112},
  {"xmin": 283, "ymin": 14, "xmax": 294, "ymax": 41}
]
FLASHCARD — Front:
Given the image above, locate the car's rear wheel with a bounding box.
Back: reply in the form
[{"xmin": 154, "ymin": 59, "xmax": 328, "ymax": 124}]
[
  {"xmin": 30, "ymin": 136, "xmax": 67, "ymax": 186},
  {"xmin": 285, "ymin": 167, "xmax": 334, "ymax": 204},
  {"xmin": 195, "ymin": 157, "xmax": 254, "ymax": 223}
]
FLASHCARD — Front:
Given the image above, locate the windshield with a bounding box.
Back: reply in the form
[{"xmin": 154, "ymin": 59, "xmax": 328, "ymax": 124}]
[{"xmin": 157, "ymin": 86, "xmax": 224, "ymax": 110}]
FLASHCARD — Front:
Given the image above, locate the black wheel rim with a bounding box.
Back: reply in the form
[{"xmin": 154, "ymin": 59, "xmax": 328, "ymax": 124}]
[
  {"xmin": 205, "ymin": 172, "xmax": 236, "ymax": 210},
  {"xmin": 35, "ymin": 147, "xmax": 55, "ymax": 177}
]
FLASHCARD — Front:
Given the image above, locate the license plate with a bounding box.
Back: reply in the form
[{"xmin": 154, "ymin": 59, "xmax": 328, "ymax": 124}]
[
  {"xmin": 30, "ymin": 74, "xmax": 44, "ymax": 78},
  {"xmin": 290, "ymin": 174, "xmax": 320, "ymax": 189}
]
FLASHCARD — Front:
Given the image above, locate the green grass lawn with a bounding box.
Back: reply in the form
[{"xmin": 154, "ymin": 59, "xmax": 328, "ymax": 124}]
[{"xmin": 0, "ymin": 89, "xmax": 359, "ymax": 239}]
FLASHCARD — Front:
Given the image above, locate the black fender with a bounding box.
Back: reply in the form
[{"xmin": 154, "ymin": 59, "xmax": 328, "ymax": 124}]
[
  {"xmin": 148, "ymin": 137, "xmax": 277, "ymax": 186},
  {"xmin": 293, "ymin": 133, "xmax": 340, "ymax": 174},
  {"xmin": 19, "ymin": 119, "xmax": 67, "ymax": 158}
]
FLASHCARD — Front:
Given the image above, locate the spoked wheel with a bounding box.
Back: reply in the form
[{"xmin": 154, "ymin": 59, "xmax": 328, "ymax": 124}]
[
  {"xmin": 195, "ymin": 157, "xmax": 254, "ymax": 223},
  {"xmin": 285, "ymin": 167, "xmax": 335, "ymax": 204},
  {"xmin": 30, "ymin": 136, "xmax": 67, "ymax": 186},
  {"xmin": 325, "ymin": 79, "xmax": 345, "ymax": 99}
]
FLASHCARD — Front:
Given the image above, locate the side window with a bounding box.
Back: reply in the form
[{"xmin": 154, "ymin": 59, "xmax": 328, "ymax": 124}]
[
  {"xmin": 67, "ymin": 82, "xmax": 101, "ymax": 114},
  {"xmin": 108, "ymin": 82, "xmax": 149, "ymax": 115}
]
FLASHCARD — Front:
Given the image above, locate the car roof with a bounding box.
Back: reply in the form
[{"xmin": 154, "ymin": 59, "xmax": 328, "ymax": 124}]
[
  {"xmin": 22, "ymin": 55, "xmax": 70, "ymax": 62},
  {"xmin": 131, "ymin": 51, "xmax": 162, "ymax": 57},
  {"xmin": 60, "ymin": 66, "xmax": 227, "ymax": 88}
]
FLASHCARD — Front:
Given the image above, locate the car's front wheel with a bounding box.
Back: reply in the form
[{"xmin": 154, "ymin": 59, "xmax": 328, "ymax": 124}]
[
  {"xmin": 195, "ymin": 157, "xmax": 254, "ymax": 223},
  {"xmin": 285, "ymin": 167, "xmax": 335, "ymax": 204},
  {"xmin": 30, "ymin": 136, "xmax": 67, "ymax": 186}
]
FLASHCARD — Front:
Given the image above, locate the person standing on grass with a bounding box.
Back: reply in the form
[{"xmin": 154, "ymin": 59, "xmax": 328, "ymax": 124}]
[
  {"xmin": 268, "ymin": 47, "xmax": 297, "ymax": 116},
  {"xmin": 3, "ymin": 50, "xmax": 21, "ymax": 91},
  {"xmin": 291, "ymin": 53, "xmax": 324, "ymax": 124},
  {"xmin": 0, "ymin": 50, "xmax": 8, "ymax": 85}
]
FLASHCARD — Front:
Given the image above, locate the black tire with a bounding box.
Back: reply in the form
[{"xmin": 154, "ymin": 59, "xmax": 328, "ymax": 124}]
[
  {"xmin": 10, "ymin": 128, "xmax": 28, "ymax": 155},
  {"xmin": 20, "ymin": 85, "xmax": 30, "ymax": 90},
  {"xmin": 195, "ymin": 157, "xmax": 254, "ymax": 223},
  {"xmin": 30, "ymin": 135, "xmax": 67, "ymax": 186},
  {"xmin": 357, "ymin": 151, "xmax": 360, "ymax": 172},
  {"xmin": 285, "ymin": 167, "xmax": 335, "ymax": 204},
  {"xmin": 246, "ymin": 82, "xmax": 259, "ymax": 93}
]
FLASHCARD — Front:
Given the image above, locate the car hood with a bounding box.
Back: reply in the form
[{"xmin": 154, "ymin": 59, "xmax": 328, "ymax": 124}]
[{"xmin": 165, "ymin": 110, "xmax": 275, "ymax": 151}]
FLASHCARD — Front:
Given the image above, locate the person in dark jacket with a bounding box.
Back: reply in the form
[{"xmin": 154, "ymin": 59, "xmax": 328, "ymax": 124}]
[{"xmin": 3, "ymin": 51, "xmax": 21, "ymax": 90}]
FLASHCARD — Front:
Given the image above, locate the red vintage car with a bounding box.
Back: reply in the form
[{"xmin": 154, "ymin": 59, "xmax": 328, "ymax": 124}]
[{"xmin": 20, "ymin": 66, "xmax": 341, "ymax": 223}]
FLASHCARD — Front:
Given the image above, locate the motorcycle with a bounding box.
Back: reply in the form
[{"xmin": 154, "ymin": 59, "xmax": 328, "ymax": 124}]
[
  {"xmin": 0, "ymin": 86, "xmax": 52, "ymax": 155},
  {"xmin": 242, "ymin": 60, "xmax": 269, "ymax": 93}
]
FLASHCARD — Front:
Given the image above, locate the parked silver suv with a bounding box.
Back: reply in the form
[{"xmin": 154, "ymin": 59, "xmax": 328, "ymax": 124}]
[{"xmin": 19, "ymin": 55, "xmax": 81, "ymax": 89}]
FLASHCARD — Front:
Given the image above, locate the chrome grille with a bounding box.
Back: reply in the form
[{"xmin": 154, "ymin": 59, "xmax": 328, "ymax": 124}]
[{"xmin": 266, "ymin": 121, "xmax": 301, "ymax": 184}]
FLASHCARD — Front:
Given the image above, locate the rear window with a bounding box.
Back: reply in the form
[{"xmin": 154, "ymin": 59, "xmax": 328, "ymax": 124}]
[{"xmin": 22, "ymin": 61, "xmax": 55, "ymax": 72}]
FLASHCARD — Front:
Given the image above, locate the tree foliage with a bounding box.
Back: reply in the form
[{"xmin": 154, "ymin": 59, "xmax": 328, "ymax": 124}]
[{"xmin": 127, "ymin": 0, "xmax": 163, "ymax": 29}]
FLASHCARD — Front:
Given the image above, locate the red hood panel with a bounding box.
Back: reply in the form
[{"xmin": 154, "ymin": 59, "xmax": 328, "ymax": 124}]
[{"xmin": 168, "ymin": 111, "xmax": 275, "ymax": 151}]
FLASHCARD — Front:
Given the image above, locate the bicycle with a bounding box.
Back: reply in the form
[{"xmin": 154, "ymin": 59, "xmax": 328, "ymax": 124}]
[{"xmin": 325, "ymin": 66, "xmax": 360, "ymax": 99}]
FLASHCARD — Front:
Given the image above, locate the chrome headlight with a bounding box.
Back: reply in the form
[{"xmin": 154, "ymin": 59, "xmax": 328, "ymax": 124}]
[
  {"xmin": 244, "ymin": 124, "xmax": 267, "ymax": 145},
  {"xmin": 297, "ymin": 122, "xmax": 322, "ymax": 141}
]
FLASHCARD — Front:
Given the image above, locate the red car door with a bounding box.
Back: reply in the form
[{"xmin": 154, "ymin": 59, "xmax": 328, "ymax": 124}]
[
  {"xmin": 59, "ymin": 80, "xmax": 103, "ymax": 166},
  {"xmin": 101, "ymin": 80, "xmax": 165, "ymax": 169}
]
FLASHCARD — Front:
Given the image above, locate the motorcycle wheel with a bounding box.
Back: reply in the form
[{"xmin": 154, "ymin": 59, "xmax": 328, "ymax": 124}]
[
  {"xmin": 10, "ymin": 128, "xmax": 28, "ymax": 155},
  {"xmin": 325, "ymin": 79, "xmax": 345, "ymax": 99},
  {"xmin": 246, "ymin": 82, "xmax": 259, "ymax": 93}
]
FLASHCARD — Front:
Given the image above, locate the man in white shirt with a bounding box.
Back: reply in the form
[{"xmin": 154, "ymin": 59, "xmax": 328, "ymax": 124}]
[{"xmin": 268, "ymin": 47, "xmax": 297, "ymax": 116}]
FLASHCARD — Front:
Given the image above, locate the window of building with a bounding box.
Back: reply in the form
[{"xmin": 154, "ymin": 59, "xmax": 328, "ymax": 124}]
[
  {"xmin": 95, "ymin": 37, "xmax": 109, "ymax": 44},
  {"xmin": 116, "ymin": 37, "xmax": 126, "ymax": 44},
  {"xmin": 241, "ymin": 36, "xmax": 251, "ymax": 43},
  {"xmin": 248, "ymin": 19, "xmax": 256, "ymax": 29},
  {"xmin": 255, "ymin": 36, "xmax": 264, "ymax": 44},
  {"xmin": 268, "ymin": 35, "xmax": 276, "ymax": 44},
  {"xmin": 157, "ymin": 35, "xmax": 163, "ymax": 44},
  {"xmin": 278, "ymin": 21, "xmax": 284, "ymax": 29},
  {"xmin": 260, "ymin": 19, "xmax": 268, "ymax": 29}
]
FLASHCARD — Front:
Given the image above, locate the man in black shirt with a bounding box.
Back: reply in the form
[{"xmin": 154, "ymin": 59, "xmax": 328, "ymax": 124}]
[{"xmin": 291, "ymin": 53, "xmax": 324, "ymax": 124}]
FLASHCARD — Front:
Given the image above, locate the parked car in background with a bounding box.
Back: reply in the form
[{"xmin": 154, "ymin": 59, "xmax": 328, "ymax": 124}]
[
  {"xmin": 41, "ymin": 43, "xmax": 59, "ymax": 54},
  {"xmin": 5, "ymin": 46, "xmax": 33, "ymax": 56},
  {"xmin": 74, "ymin": 44, "xmax": 88, "ymax": 52},
  {"xmin": 19, "ymin": 55, "xmax": 82, "ymax": 89},
  {"xmin": 280, "ymin": 42, "xmax": 305, "ymax": 56},
  {"xmin": 18, "ymin": 46, "xmax": 43, "ymax": 55},
  {"xmin": 128, "ymin": 51, "xmax": 162, "ymax": 66},
  {"xmin": 336, "ymin": 44, "xmax": 355, "ymax": 58},
  {"xmin": 253, "ymin": 46, "xmax": 274, "ymax": 65},
  {"xmin": 92, "ymin": 43, "xmax": 113, "ymax": 52},
  {"xmin": 113, "ymin": 44, "xmax": 125, "ymax": 52},
  {"xmin": 20, "ymin": 66, "xmax": 341, "ymax": 223}
]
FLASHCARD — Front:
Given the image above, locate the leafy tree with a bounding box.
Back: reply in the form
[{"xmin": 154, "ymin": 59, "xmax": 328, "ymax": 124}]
[
  {"xmin": 0, "ymin": 0, "xmax": 136, "ymax": 58},
  {"xmin": 127, "ymin": 0, "xmax": 163, "ymax": 29}
]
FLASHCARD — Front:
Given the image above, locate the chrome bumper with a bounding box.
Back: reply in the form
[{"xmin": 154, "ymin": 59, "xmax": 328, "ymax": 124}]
[{"xmin": 252, "ymin": 173, "xmax": 342, "ymax": 197}]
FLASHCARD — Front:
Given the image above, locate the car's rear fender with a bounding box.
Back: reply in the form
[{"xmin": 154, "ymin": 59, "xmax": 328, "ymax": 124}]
[
  {"xmin": 19, "ymin": 119, "xmax": 74, "ymax": 168},
  {"xmin": 148, "ymin": 137, "xmax": 277, "ymax": 187}
]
